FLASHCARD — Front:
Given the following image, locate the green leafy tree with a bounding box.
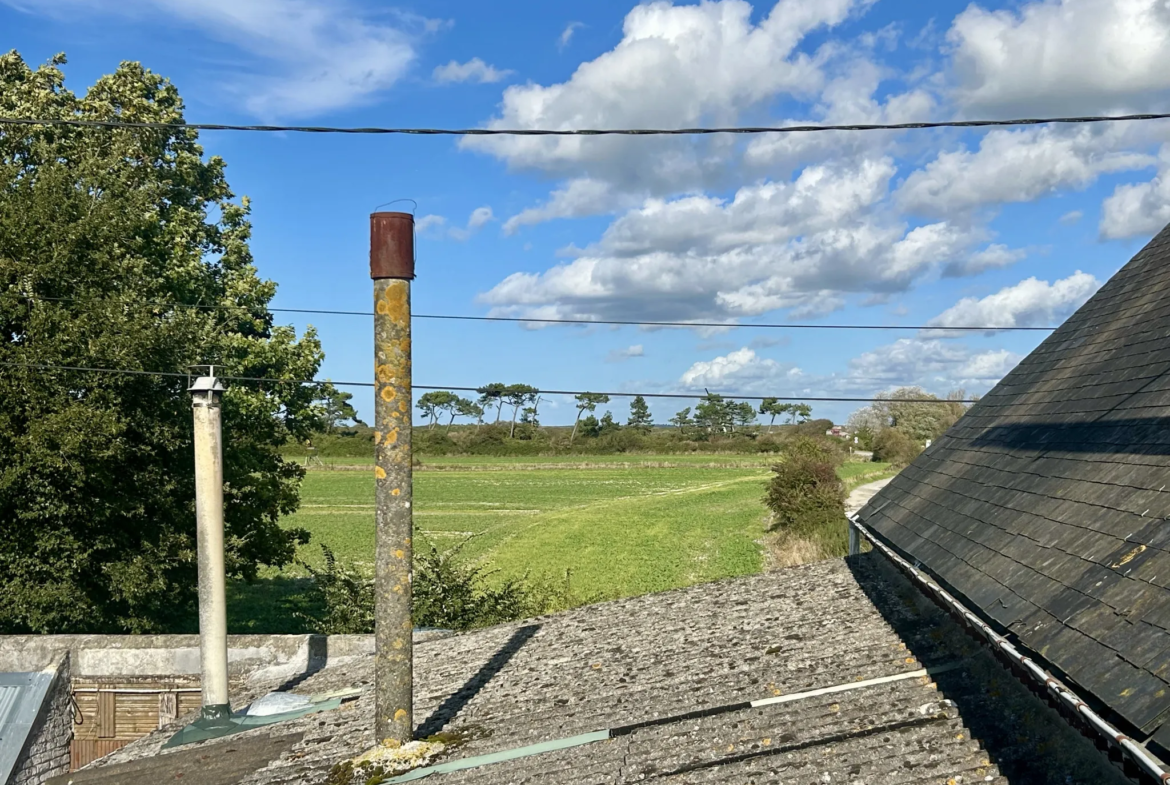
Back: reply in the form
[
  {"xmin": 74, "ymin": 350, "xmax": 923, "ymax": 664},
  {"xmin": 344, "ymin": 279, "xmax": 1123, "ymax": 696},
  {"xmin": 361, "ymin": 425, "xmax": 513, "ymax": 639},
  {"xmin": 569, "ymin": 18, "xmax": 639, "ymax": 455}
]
[
  {"xmin": 416, "ymin": 390, "xmax": 458, "ymax": 430},
  {"xmin": 519, "ymin": 394, "xmax": 545, "ymax": 428},
  {"xmin": 456, "ymin": 398, "xmax": 484, "ymax": 431},
  {"xmin": 578, "ymin": 414, "xmax": 601, "ymax": 439},
  {"xmin": 315, "ymin": 386, "xmax": 362, "ymax": 433},
  {"xmin": 847, "ymin": 388, "xmax": 971, "ymax": 453},
  {"xmin": 758, "ymin": 398, "xmax": 788, "ymax": 432},
  {"xmin": 571, "ymin": 392, "xmax": 610, "ymax": 444},
  {"xmin": 598, "ymin": 411, "xmax": 621, "ymax": 435},
  {"xmin": 502, "ymin": 384, "xmax": 539, "ymax": 438},
  {"xmin": 670, "ymin": 407, "xmax": 693, "ymax": 433},
  {"xmin": 0, "ymin": 53, "xmax": 324, "ymax": 633},
  {"xmin": 846, "ymin": 405, "xmax": 884, "ymax": 449},
  {"xmin": 441, "ymin": 395, "xmax": 474, "ymax": 434},
  {"xmin": 790, "ymin": 402, "xmax": 813, "ymax": 424},
  {"xmin": 732, "ymin": 401, "xmax": 757, "ymax": 431},
  {"xmin": 626, "ymin": 395, "xmax": 653, "ymax": 432},
  {"xmin": 694, "ymin": 393, "xmax": 733, "ymax": 434},
  {"xmin": 872, "ymin": 427, "xmax": 922, "ymax": 466},
  {"xmin": 476, "ymin": 383, "xmax": 507, "ymax": 423}
]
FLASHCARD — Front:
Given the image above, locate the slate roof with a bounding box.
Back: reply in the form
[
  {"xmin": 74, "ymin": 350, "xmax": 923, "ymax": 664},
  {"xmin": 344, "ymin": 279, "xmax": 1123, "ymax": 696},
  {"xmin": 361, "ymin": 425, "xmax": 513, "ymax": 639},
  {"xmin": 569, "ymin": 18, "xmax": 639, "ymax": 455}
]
[
  {"xmin": 61, "ymin": 555, "xmax": 1128, "ymax": 785},
  {"xmin": 856, "ymin": 222, "xmax": 1170, "ymax": 750}
]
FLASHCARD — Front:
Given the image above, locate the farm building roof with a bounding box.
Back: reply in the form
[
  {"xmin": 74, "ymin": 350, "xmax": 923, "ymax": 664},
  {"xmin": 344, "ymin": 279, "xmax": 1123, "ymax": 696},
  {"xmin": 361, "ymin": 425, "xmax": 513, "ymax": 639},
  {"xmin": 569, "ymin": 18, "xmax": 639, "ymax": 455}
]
[
  {"xmin": 0, "ymin": 663, "xmax": 59, "ymax": 785},
  {"xmin": 857, "ymin": 221, "xmax": 1170, "ymax": 753},
  {"xmin": 56, "ymin": 555, "xmax": 1127, "ymax": 785}
]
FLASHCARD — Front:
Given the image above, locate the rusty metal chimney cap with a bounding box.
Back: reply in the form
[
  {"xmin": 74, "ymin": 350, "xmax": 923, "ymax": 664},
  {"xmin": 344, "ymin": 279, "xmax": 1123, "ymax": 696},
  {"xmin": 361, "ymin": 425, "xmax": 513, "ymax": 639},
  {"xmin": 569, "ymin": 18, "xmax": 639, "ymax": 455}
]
[{"xmin": 370, "ymin": 211, "xmax": 415, "ymax": 280}]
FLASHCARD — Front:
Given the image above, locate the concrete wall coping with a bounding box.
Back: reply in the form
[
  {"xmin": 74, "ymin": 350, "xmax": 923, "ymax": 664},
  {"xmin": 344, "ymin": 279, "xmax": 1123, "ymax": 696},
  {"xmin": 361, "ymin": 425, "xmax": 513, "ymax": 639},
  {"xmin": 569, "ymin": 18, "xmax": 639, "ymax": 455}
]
[{"xmin": 0, "ymin": 635, "xmax": 378, "ymax": 680}]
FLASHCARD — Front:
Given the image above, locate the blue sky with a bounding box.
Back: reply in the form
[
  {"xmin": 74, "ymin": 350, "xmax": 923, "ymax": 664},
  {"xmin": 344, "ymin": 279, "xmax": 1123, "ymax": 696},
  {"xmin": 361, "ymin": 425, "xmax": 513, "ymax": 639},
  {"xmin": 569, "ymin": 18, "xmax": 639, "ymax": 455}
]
[{"xmin": 5, "ymin": 0, "xmax": 1170, "ymax": 425}]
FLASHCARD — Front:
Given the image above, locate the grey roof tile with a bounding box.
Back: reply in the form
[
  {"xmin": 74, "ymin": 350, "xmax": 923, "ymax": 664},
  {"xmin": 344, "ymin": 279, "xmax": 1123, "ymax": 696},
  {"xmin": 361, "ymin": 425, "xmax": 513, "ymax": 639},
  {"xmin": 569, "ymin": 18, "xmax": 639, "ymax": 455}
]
[
  {"xmin": 859, "ymin": 220, "xmax": 1170, "ymax": 738},
  {"xmin": 70, "ymin": 556, "xmax": 1131, "ymax": 784}
]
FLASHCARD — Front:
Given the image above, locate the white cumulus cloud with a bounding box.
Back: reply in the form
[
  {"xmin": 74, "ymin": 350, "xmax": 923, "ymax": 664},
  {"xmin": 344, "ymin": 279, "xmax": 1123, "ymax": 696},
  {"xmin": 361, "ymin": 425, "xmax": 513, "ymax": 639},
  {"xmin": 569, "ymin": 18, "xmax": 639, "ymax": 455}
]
[
  {"xmin": 840, "ymin": 339, "xmax": 1023, "ymax": 392},
  {"xmin": 1100, "ymin": 146, "xmax": 1170, "ymax": 239},
  {"xmin": 462, "ymin": 0, "xmax": 868, "ymax": 192},
  {"xmin": 480, "ymin": 158, "xmax": 1009, "ymax": 323},
  {"xmin": 925, "ymin": 272, "xmax": 1101, "ymax": 335},
  {"xmin": 942, "ymin": 244, "xmax": 1027, "ymax": 278},
  {"xmin": 678, "ymin": 348, "xmax": 803, "ymax": 392},
  {"xmin": 744, "ymin": 58, "xmax": 935, "ymax": 177},
  {"xmin": 947, "ymin": 0, "xmax": 1170, "ymax": 116},
  {"xmin": 433, "ymin": 58, "xmax": 513, "ymax": 84},
  {"xmin": 503, "ymin": 179, "xmax": 633, "ymax": 234},
  {"xmin": 897, "ymin": 126, "xmax": 1154, "ymax": 217}
]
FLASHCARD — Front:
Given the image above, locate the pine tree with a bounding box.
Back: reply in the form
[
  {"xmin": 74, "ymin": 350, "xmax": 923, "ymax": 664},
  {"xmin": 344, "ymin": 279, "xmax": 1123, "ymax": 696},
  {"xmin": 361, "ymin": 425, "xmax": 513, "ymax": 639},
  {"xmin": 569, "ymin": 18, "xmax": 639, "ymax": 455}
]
[{"xmin": 627, "ymin": 395, "xmax": 653, "ymax": 431}]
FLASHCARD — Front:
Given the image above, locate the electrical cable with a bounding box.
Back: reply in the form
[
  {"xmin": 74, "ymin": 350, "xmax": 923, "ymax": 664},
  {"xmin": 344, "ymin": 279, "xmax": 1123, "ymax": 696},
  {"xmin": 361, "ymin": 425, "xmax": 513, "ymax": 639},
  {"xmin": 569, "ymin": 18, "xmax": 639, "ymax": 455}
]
[
  {"xmin": 3, "ymin": 113, "xmax": 1170, "ymax": 136},
  {"xmin": 14, "ymin": 296, "xmax": 1055, "ymax": 333},
  {"xmin": 0, "ymin": 361, "xmax": 979, "ymax": 403}
]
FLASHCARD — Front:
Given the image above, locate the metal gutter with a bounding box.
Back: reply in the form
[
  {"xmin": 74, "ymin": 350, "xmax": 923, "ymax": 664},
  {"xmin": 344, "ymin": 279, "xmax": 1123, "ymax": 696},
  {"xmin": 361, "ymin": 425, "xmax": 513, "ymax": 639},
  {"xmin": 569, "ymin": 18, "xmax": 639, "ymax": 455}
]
[{"xmin": 849, "ymin": 513, "xmax": 1170, "ymax": 784}]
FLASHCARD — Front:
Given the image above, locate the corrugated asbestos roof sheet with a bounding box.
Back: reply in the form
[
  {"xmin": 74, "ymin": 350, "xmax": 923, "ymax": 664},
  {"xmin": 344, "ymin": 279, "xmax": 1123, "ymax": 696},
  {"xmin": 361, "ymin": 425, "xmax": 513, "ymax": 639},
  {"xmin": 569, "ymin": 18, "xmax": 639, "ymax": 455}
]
[
  {"xmin": 0, "ymin": 670, "xmax": 54, "ymax": 784},
  {"xmin": 68, "ymin": 556, "xmax": 1130, "ymax": 784},
  {"xmin": 857, "ymin": 221, "xmax": 1170, "ymax": 748}
]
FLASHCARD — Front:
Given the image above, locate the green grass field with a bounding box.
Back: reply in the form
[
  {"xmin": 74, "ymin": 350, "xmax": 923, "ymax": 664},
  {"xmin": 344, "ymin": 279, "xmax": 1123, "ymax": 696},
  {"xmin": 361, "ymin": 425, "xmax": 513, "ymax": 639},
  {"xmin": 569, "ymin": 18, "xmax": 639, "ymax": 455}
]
[
  {"xmin": 295, "ymin": 452, "xmax": 804, "ymax": 468},
  {"xmin": 228, "ymin": 457, "xmax": 891, "ymax": 632}
]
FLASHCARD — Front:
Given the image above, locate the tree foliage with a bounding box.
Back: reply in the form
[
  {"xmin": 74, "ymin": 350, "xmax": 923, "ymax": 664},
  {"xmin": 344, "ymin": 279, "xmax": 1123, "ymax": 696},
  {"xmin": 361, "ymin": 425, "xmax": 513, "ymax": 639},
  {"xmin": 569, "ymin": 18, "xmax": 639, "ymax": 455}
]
[
  {"xmin": 764, "ymin": 438, "xmax": 846, "ymax": 534},
  {"xmin": 456, "ymin": 398, "xmax": 484, "ymax": 430},
  {"xmin": 626, "ymin": 395, "xmax": 653, "ymax": 431},
  {"xmin": 571, "ymin": 392, "xmax": 609, "ymax": 443},
  {"xmin": 476, "ymin": 383, "xmax": 507, "ymax": 423},
  {"xmin": 315, "ymin": 387, "xmax": 361, "ymax": 433},
  {"xmin": 0, "ymin": 53, "xmax": 324, "ymax": 633},
  {"xmin": 759, "ymin": 398, "xmax": 785, "ymax": 430},
  {"xmin": 502, "ymin": 383, "xmax": 539, "ymax": 438},
  {"xmin": 871, "ymin": 427, "xmax": 922, "ymax": 466},
  {"xmin": 694, "ymin": 393, "xmax": 732, "ymax": 433},
  {"xmin": 693, "ymin": 394, "xmax": 768, "ymax": 434},
  {"xmin": 416, "ymin": 390, "xmax": 458, "ymax": 430},
  {"xmin": 847, "ymin": 387, "xmax": 973, "ymax": 455},
  {"xmin": 295, "ymin": 542, "xmax": 594, "ymax": 633}
]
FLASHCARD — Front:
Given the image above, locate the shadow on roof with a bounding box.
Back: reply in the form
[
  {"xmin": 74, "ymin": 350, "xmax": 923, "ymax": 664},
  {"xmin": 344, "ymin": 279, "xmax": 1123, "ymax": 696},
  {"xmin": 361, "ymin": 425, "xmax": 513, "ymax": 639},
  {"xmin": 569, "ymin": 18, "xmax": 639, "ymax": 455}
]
[
  {"xmin": 968, "ymin": 417, "xmax": 1170, "ymax": 453},
  {"xmin": 846, "ymin": 551, "xmax": 1130, "ymax": 785},
  {"xmin": 415, "ymin": 623, "xmax": 540, "ymax": 739}
]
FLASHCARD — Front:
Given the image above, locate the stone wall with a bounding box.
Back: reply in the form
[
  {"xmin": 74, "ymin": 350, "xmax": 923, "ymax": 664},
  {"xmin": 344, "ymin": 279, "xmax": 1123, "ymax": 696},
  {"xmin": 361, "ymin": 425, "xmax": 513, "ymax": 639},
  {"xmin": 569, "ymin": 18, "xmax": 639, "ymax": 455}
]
[{"xmin": 9, "ymin": 654, "xmax": 71, "ymax": 785}]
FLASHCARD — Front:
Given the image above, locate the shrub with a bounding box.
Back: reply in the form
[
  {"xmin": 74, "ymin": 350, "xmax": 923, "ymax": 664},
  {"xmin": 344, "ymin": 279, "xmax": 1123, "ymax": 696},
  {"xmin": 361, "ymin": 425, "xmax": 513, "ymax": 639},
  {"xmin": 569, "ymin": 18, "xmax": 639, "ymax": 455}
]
[
  {"xmin": 294, "ymin": 542, "xmax": 595, "ymax": 633},
  {"xmin": 872, "ymin": 428, "xmax": 922, "ymax": 467},
  {"xmin": 413, "ymin": 429, "xmax": 459, "ymax": 455},
  {"xmin": 764, "ymin": 438, "xmax": 847, "ymax": 535},
  {"xmin": 412, "ymin": 543, "xmax": 536, "ymax": 630},
  {"xmin": 293, "ymin": 546, "xmax": 374, "ymax": 634}
]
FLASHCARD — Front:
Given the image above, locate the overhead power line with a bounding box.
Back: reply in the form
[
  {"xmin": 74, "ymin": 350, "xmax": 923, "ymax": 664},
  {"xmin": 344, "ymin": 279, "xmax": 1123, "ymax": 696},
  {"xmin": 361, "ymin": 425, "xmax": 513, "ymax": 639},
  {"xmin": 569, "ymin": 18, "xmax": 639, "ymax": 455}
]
[
  {"xmin": 16, "ymin": 296, "xmax": 1055, "ymax": 332},
  {"xmin": 1, "ymin": 113, "xmax": 1170, "ymax": 136},
  {"xmin": 0, "ymin": 361, "xmax": 978, "ymax": 404}
]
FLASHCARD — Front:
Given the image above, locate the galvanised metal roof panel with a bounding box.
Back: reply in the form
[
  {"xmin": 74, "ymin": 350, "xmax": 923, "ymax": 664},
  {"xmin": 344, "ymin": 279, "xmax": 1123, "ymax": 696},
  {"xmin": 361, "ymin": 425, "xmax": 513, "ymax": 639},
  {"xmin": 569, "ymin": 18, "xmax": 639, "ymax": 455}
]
[{"xmin": 0, "ymin": 670, "xmax": 54, "ymax": 785}]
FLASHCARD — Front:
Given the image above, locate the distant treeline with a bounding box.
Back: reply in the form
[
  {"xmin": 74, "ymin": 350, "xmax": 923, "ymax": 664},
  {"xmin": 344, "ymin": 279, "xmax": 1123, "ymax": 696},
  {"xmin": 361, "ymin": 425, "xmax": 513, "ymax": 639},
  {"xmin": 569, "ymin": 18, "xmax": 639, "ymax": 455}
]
[{"xmin": 292, "ymin": 385, "xmax": 838, "ymax": 457}]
